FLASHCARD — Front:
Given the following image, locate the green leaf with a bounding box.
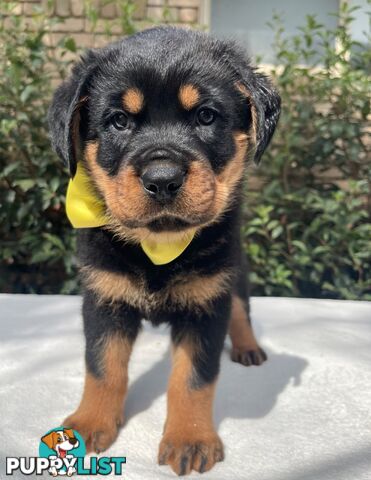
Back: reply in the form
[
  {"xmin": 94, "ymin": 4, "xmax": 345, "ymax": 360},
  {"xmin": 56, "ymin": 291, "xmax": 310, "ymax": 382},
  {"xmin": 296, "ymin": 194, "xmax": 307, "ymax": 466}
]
[
  {"xmin": 63, "ymin": 37, "xmax": 77, "ymax": 52},
  {"xmin": 20, "ymin": 85, "xmax": 36, "ymax": 103},
  {"xmin": 14, "ymin": 179, "xmax": 35, "ymax": 191},
  {"xmin": 42, "ymin": 233, "xmax": 65, "ymax": 251},
  {"xmin": 292, "ymin": 240, "xmax": 307, "ymax": 252},
  {"xmin": 271, "ymin": 225, "xmax": 284, "ymax": 239}
]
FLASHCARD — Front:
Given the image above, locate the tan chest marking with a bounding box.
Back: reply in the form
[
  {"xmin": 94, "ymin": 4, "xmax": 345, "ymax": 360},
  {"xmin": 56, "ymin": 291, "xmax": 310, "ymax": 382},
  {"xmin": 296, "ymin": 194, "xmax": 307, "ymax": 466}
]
[{"xmin": 82, "ymin": 266, "xmax": 233, "ymax": 311}]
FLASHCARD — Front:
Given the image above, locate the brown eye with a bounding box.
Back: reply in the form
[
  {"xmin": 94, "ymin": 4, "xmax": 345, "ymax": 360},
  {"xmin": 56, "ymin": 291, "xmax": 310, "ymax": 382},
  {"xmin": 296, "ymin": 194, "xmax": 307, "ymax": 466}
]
[
  {"xmin": 111, "ymin": 112, "xmax": 128, "ymax": 130},
  {"xmin": 197, "ymin": 107, "xmax": 216, "ymax": 126}
]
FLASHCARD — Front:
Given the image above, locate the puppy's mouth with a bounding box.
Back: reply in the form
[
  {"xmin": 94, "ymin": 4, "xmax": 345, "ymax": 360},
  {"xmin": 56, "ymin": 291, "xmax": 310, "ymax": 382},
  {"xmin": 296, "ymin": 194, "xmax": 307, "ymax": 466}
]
[
  {"xmin": 122, "ymin": 214, "xmax": 207, "ymax": 232},
  {"xmin": 58, "ymin": 447, "xmax": 67, "ymax": 458},
  {"xmin": 146, "ymin": 215, "xmax": 194, "ymax": 232}
]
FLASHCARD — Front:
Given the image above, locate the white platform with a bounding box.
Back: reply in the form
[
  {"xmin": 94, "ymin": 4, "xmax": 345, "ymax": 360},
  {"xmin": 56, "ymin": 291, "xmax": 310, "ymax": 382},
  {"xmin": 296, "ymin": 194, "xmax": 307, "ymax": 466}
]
[{"xmin": 0, "ymin": 294, "xmax": 370, "ymax": 480}]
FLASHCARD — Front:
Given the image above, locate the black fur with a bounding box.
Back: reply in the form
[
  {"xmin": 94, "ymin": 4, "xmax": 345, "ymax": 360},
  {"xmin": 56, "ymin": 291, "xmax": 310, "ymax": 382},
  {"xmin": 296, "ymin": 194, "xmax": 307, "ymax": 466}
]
[
  {"xmin": 48, "ymin": 26, "xmax": 280, "ymax": 467},
  {"xmin": 49, "ymin": 25, "xmax": 280, "ymax": 384},
  {"xmin": 82, "ymin": 289, "xmax": 141, "ymax": 378},
  {"xmin": 78, "ymin": 206, "xmax": 241, "ymax": 385},
  {"xmin": 49, "ymin": 27, "xmax": 280, "ymax": 175}
]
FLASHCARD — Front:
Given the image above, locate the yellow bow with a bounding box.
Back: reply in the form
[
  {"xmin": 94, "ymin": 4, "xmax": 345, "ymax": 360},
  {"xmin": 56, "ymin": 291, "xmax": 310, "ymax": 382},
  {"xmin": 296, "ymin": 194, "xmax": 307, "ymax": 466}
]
[
  {"xmin": 140, "ymin": 231, "xmax": 195, "ymax": 265},
  {"xmin": 66, "ymin": 162, "xmax": 108, "ymax": 228},
  {"xmin": 65, "ymin": 163, "xmax": 195, "ymax": 265}
]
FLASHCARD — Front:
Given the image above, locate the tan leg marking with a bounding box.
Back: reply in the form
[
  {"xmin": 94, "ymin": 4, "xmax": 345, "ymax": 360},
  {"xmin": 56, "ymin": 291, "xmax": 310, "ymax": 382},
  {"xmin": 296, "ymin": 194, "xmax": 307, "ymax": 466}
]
[
  {"xmin": 229, "ymin": 295, "xmax": 267, "ymax": 366},
  {"xmin": 159, "ymin": 341, "xmax": 224, "ymax": 475},
  {"xmin": 63, "ymin": 335, "xmax": 132, "ymax": 453}
]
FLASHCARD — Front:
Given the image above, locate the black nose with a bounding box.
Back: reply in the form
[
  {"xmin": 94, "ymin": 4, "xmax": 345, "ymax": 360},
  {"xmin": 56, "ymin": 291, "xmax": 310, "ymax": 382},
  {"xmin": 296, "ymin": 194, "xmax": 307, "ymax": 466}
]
[
  {"xmin": 141, "ymin": 161, "xmax": 185, "ymax": 202},
  {"xmin": 69, "ymin": 438, "xmax": 77, "ymax": 445}
]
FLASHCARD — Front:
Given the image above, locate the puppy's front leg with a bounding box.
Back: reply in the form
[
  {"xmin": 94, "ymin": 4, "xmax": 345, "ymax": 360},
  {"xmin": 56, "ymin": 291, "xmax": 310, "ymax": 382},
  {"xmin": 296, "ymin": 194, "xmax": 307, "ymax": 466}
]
[
  {"xmin": 64, "ymin": 290, "xmax": 141, "ymax": 453},
  {"xmin": 159, "ymin": 296, "xmax": 230, "ymax": 476}
]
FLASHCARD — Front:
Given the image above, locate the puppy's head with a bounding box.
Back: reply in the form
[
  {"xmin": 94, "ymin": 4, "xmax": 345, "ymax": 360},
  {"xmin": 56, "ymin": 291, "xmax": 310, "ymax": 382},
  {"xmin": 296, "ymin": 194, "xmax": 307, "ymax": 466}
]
[
  {"xmin": 41, "ymin": 428, "xmax": 79, "ymax": 457},
  {"xmin": 49, "ymin": 27, "xmax": 280, "ymax": 240}
]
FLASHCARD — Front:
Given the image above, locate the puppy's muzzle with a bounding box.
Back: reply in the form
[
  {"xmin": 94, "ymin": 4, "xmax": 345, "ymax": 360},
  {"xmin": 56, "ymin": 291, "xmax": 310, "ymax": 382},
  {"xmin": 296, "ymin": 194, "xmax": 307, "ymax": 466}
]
[{"xmin": 141, "ymin": 150, "xmax": 186, "ymax": 203}]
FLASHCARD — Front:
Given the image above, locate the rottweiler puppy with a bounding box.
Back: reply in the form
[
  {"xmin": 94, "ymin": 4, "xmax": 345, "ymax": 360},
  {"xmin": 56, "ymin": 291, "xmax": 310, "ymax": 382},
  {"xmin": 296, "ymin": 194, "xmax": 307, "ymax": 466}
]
[{"xmin": 48, "ymin": 26, "xmax": 280, "ymax": 476}]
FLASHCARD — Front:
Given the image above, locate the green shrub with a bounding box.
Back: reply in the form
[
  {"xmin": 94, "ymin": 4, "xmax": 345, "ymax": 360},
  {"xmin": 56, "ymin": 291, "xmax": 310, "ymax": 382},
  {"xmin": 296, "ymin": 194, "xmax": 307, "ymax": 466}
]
[
  {"xmin": 0, "ymin": 3, "xmax": 369, "ymax": 298},
  {"xmin": 244, "ymin": 3, "xmax": 371, "ymax": 299},
  {"xmin": 0, "ymin": 6, "xmax": 78, "ymax": 293},
  {"xmin": 0, "ymin": 1, "xmax": 138, "ymax": 293}
]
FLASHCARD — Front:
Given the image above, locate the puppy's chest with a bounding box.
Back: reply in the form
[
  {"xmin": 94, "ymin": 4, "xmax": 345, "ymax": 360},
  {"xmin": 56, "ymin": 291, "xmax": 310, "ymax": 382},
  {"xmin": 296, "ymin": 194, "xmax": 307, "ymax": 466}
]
[{"xmin": 82, "ymin": 264, "xmax": 233, "ymax": 314}]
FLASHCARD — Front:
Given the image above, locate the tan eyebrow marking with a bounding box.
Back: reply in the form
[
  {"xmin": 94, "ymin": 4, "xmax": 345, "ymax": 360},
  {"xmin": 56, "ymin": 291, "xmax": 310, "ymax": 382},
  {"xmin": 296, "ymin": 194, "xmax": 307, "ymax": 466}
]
[
  {"xmin": 122, "ymin": 88, "xmax": 144, "ymax": 114},
  {"xmin": 178, "ymin": 84, "xmax": 200, "ymax": 110}
]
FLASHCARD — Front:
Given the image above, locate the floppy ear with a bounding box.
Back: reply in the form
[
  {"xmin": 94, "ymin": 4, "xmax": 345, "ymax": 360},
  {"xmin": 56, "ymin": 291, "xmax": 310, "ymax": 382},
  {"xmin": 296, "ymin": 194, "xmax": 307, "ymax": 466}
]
[
  {"xmin": 249, "ymin": 72, "xmax": 281, "ymax": 164},
  {"xmin": 48, "ymin": 54, "xmax": 97, "ymax": 177},
  {"xmin": 236, "ymin": 71, "xmax": 281, "ymax": 164},
  {"xmin": 41, "ymin": 431, "xmax": 57, "ymax": 450}
]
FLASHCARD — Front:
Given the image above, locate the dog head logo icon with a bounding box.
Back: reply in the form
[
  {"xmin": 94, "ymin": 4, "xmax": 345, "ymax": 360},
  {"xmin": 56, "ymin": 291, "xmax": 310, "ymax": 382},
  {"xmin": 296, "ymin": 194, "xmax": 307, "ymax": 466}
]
[
  {"xmin": 41, "ymin": 428, "xmax": 79, "ymax": 459},
  {"xmin": 39, "ymin": 427, "xmax": 86, "ymax": 477}
]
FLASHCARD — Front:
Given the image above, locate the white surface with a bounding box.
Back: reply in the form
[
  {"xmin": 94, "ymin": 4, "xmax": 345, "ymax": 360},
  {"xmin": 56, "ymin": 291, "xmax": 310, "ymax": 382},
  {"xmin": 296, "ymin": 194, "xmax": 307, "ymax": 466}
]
[{"xmin": 0, "ymin": 294, "xmax": 370, "ymax": 480}]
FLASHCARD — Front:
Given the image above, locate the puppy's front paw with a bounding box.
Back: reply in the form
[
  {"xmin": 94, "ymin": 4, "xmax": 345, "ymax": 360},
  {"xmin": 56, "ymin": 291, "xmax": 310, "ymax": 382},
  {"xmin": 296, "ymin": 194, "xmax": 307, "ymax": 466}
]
[
  {"xmin": 63, "ymin": 410, "xmax": 123, "ymax": 454},
  {"xmin": 231, "ymin": 346, "xmax": 267, "ymax": 366},
  {"xmin": 158, "ymin": 431, "xmax": 224, "ymax": 476}
]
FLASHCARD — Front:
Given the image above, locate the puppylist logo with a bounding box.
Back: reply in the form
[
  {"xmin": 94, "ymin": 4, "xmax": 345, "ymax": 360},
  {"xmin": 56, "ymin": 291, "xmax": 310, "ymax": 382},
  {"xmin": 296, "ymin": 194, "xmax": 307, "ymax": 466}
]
[{"xmin": 6, "ymin": 427, "xmax": 126, "ymax": 477}]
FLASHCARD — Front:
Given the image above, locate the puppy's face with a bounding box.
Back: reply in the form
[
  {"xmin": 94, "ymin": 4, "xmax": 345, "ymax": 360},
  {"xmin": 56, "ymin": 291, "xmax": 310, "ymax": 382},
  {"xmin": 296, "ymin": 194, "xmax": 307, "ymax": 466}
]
[
  {"xmin": 85, "ymin": 63, "xmax": 251, "ymax": 233},
  {"xmin": 49, "ymin": 28, "xmax": 280, "ymax": 238}
]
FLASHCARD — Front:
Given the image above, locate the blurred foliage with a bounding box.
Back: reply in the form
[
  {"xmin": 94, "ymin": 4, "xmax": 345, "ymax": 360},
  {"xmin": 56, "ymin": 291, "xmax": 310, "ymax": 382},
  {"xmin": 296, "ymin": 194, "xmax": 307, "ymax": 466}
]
[
  {"xmin": 85, "ymin": 0, "xmax": 138, "ymax": 35},
  {"xmin": 244, "ymin": 2, "xmax": 371, "ymax": 299},
  {"xmin": 0, "ymin": 4, "xmax": 74, "ymax": 293},
  {"xmin": 0, "ymin": 2, "xmax": 370, "ymax": 298},
  {"xmin": 0, "ymin": 1, "xmax": 139, "ymax": 293}
]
